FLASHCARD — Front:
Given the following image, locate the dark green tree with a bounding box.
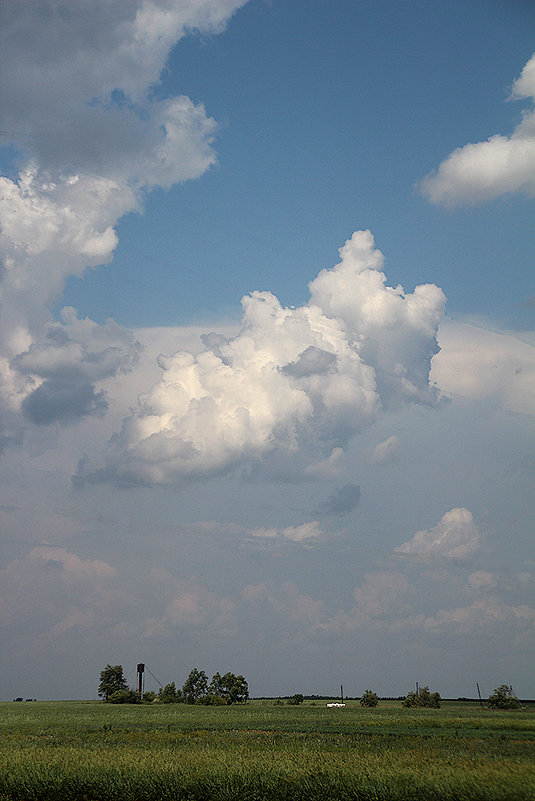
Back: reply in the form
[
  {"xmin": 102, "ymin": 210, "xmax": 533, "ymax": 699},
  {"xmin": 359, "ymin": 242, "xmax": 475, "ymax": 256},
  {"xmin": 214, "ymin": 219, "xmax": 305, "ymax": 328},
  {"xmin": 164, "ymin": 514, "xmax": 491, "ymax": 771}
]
[
  {"xmin": 360, "ymin": 689, "xmax": 379, "ymax": 707},
  {"xmin": 488, "ymin": 685, "xmax": 521, "ymax": 710},
  {"xmin": 208, "ymin": 672, "xmax": 224, "ymax": 697},
  {"xmin": 158, "ymin": 682, "xmax": 183, "ymax": 704},
  {"xmin": 98, "ymin": 664, "xmax": 128, "ymax": 701},
  {"xmin": 182, "ymin": 668, "xmax": 208, "ymax": 704},
  {"xmin": 220, "ymin": 672, "xmax": 249, "ymax": 704}
]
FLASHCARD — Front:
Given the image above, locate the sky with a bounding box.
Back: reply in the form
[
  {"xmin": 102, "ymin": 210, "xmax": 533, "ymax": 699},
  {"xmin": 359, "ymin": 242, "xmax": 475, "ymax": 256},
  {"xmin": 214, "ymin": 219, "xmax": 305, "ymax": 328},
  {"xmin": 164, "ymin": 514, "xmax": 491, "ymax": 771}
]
[{"xmin": 0, "ymin": 0, "xmax": 534, "ymax": 702}]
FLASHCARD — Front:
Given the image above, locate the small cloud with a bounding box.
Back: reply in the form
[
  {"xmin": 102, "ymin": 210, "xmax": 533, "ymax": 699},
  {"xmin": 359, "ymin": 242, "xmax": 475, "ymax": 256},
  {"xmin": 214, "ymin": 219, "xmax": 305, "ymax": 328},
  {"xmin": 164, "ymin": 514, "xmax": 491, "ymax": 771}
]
[
  {"xmin": 419, "ymin": 53, "xmax": 535, "ymax": 206},
  {"xmin": 369, "ymin": 435, "xmax": 401, "ymax": 464},
  {"xmin": 317, "ymin": 483, "xmax": 361, "ymax": 516},
  {"xmin": 48, "ymin": 608, "xmax": 99, "ymax": 637},
  {"xmin": 29, "ymin": 546, "xmax": 116, "ymax": 580},
  {"xmin": 240, "ymin": 583, "xmax": 268, "ymax": 603},
  {"xmin": 250, "ymin": 520, "xmax": 324, "ymax": 545},
  {"xmin": 468, "ymin": 570, "xmax": 498, "ymax": 589},
  {"xmin": 281, "ymin": 522, "xmax": 324, "ymax": 543},
  {"xmin": 394, "ymin": 508, "xmax": 481, "ymax": 561},
  {"xmin": 249, "ymin": 526, "xmax": 279, "ymax": 540},
  {"xmin": 305, "ymin": 447, "xmax": 345, "ymax": 478}
]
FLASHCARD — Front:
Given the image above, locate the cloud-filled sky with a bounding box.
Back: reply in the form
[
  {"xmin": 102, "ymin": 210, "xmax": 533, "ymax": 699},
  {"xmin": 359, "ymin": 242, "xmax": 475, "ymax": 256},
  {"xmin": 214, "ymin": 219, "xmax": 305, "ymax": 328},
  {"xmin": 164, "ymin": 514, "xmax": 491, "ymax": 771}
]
[{"xmin": 1, "ymin": 0, "xmax": 534, "ymax": 701}]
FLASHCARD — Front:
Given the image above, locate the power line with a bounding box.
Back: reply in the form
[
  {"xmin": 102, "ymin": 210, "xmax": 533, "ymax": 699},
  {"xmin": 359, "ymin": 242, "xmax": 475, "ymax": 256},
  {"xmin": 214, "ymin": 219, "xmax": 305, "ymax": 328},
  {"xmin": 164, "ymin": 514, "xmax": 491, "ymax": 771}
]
[{"xmin": 145, "ymin": 666, "xmax": 163, "ymax": 688}]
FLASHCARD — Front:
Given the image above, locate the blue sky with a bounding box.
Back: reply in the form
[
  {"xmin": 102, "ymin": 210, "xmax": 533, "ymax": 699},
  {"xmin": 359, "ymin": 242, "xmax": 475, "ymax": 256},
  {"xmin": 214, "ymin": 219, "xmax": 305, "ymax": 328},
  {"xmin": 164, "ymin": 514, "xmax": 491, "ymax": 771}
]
[
  {"xmin": 0, "ymin": 0, "xmax": 534, "ymax": 701},
  {"xmin": 58, "ymin": 0, "xmax": 535, "ymax": 329}
]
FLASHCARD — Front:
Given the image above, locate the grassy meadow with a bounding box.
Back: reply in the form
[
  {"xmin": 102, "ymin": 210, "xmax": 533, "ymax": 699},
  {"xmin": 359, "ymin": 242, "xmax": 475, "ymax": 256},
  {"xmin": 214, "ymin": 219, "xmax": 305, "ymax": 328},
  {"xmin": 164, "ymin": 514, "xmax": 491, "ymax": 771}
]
[{"xmin": 1, "ymin": 698, "xmax": 533, "ymax": 800}]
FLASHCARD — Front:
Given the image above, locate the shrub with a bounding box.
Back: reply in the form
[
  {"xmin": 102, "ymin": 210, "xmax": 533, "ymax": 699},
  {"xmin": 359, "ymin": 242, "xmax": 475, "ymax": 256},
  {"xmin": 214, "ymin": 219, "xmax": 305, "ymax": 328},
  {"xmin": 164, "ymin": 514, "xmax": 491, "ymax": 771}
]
[
  {"xmin": 360, "ymin": 690, "xmax": 379, "ymax": 707},
  {"xmin": 488, "ymin": 685, "xmax": 521, "ymax": 710},
  {"xmin": 108, "ymin": 688, "xmax": 139, "ymax": 704},
  {"xmin": 402, "ymin": 686, "xmax": 440, "ymax": 708},
  {"xmin": 198, "ymin": 694, "xmax": 227, "ymax": 705},
  {"xmin": 287, "ymin": 694, "xmax": 304, "ymax": 705}
]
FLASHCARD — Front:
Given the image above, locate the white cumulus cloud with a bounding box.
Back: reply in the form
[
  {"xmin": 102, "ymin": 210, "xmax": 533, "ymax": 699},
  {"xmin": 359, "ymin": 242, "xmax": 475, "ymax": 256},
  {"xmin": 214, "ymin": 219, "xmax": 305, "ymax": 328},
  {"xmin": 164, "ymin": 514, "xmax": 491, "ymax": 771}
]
[
  {"xmin": 77, "ymin": 230, "xmax": 446, "ymax": 486},
  {"xmin": 395, "ymin": 507, "xmax": 481, "ymax": 561},
  {"xmin": 419, "ymin": 53, "xmax": 535, "ymax": 205}
]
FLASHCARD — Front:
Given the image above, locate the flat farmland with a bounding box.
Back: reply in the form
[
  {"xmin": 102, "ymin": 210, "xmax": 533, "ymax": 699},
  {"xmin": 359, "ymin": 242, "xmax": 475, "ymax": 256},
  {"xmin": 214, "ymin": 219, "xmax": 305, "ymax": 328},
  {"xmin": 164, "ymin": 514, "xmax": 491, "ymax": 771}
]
[{"xmin": 1, "ymin": 699, "xmax": 533, "ymax": 800}]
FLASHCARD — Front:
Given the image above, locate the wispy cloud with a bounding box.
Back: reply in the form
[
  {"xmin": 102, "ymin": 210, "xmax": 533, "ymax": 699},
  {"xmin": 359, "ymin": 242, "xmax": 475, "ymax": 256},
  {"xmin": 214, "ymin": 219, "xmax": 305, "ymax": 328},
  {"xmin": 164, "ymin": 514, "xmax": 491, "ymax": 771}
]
[
  {"xmin": 431, "ymin": 321, "xmax": 535, "ymax": 415},
  {"xmin": 249, "ymin": 521, "xmax": 325, "ymax": 545}
]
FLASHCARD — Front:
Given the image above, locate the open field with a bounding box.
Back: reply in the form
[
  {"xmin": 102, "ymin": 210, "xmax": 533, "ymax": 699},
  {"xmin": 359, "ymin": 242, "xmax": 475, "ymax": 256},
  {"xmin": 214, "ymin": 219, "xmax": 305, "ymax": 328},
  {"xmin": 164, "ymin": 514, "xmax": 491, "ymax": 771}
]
[{"xmin": 1, "ymin": 699, "xmax": 534, "ymax": 800}]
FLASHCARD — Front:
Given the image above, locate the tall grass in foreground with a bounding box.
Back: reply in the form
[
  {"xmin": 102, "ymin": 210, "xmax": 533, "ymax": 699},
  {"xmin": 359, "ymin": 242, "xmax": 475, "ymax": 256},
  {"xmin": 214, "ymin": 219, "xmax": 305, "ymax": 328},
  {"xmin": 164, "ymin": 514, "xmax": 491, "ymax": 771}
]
[{"xmin": 0, "ymin": 700, "xmax": 533, "ymax": 800}]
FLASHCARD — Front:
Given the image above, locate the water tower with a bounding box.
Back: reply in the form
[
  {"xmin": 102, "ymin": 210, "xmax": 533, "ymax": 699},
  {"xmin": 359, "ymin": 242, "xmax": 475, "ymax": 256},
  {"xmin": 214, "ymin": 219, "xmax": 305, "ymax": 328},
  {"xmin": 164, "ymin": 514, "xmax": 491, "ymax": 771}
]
[{"xmin": 137, "ymin": 663, "xmax": 145, "ymax": 699}]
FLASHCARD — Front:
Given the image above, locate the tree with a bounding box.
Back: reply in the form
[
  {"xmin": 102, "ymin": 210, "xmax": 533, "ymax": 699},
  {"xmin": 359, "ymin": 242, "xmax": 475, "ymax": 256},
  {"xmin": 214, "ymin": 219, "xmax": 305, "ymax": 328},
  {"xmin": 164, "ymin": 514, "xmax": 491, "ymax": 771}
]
[
  {"xmin": 287, "ymin": 693, "xmax": 304, "ymax": 705},
  {"xmin": 488, "ymin": 685, "xmax": 521, "ymax": 710},
  {"xmin": 142, "ymin": 690, "xmax": 157, "ymax": 703},
  {"xmin": 98, "ymin": 665, "xmax": 128, "ymax": 701},
  {"xmin": 158, "ymin": 682, "xmax": 183, "ymax": 704},
  {"xmin": 208, "ymin": 672, "xmax": 224, "ymax": 697},
  {"xmin": 219, "ymin": 672, "xmax": 249, "ymax": 704},
  {"xmin": 182, "ymin": 668, "xmax": 208, "ymax": 704},
  {"xmin": 360, "ymin": 689, "xmax": 379, "ymax": 707},
  {"xmin": 402, "ymin": 686, "xmax": 440, "ymax": 708}
]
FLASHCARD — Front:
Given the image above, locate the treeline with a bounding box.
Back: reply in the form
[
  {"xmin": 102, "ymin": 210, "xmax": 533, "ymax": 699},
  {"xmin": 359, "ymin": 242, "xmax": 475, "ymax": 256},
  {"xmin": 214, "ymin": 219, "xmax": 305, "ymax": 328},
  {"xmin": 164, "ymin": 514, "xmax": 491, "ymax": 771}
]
[
  {"xmin": 259, "ymin": 688, "xmax": 436, "ymax": 709},
  {"xmin": 98, "ymin": 665, "xmax": 248, "ymax": 705},
  {"xmin": 98, "ymin": 667, "xmax": 521, "ymax": 711}
]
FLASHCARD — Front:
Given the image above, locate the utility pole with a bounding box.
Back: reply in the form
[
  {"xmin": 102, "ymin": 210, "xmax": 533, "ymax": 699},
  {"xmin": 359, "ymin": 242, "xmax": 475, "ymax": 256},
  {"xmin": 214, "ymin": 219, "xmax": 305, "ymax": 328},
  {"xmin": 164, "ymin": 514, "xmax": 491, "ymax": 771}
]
[
  {"xmin": 340, "ymin": 685, "xmax": 344, "ymax": 703},
  {"xmin": 476, "ymin": 682, "xmax": 483, "ymax": 709}
]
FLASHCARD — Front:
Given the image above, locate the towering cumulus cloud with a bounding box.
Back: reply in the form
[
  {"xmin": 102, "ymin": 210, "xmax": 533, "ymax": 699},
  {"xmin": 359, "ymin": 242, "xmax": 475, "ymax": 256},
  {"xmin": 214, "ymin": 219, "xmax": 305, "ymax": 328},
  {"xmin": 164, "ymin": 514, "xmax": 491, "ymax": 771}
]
[
  {"xmin": 79, "ymin": 230, "xmax": 446, "ymax": 486},
  {"xmin": 0, "ymin": 0, "xmax": 247, "ymax": 446},
  {"xmin": 420, "ymin": 53, "xmax": 535, "ymax": 205}
]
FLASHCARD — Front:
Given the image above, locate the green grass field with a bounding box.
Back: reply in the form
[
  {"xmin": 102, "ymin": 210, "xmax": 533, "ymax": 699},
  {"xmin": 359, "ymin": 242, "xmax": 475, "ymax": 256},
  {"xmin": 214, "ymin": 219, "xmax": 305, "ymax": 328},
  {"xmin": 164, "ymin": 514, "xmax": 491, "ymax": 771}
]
[{"xmin": 1, "ymin": 699, "xmax": 533, "ymax": 800}]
